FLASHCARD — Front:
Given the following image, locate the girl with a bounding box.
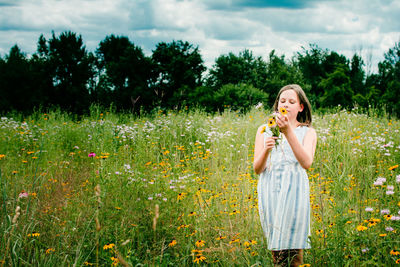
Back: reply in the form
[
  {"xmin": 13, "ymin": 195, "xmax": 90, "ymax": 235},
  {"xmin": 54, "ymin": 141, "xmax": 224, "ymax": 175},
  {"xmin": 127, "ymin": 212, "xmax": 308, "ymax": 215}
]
[{"xmin": 253, "ymin": 84, "xmax": 317, "ymax": 266}]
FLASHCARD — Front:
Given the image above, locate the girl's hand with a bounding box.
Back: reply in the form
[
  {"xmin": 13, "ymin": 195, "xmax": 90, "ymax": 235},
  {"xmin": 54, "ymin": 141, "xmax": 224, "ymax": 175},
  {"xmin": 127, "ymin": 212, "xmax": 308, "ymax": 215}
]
[
  {"xmin": 276, "ymin": 114, "xmax": 291, "ymax": 134},
  {"xmin": 265, "ymin": 136, "xmax": 278, "ymax": 151}
]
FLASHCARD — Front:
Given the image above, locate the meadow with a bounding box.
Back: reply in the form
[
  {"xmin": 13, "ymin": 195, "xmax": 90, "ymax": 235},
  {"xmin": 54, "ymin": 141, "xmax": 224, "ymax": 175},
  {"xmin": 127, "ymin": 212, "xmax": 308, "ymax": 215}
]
[{"xmin": 0, "ymin": 106, "xmax": 399, "ymax": 266}]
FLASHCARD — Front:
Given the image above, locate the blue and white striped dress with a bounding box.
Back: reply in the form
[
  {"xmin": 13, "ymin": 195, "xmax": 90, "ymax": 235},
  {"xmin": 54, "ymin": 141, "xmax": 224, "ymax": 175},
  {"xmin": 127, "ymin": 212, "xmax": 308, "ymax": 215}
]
[{"xmin": 257, "ymin": 125, "xmax": 311, "ymax": 250}]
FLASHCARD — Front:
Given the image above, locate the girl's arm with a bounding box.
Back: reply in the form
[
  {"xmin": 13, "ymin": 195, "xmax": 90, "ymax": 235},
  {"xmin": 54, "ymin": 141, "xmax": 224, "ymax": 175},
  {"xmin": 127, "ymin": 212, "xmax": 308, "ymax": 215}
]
[
  {"xmin": 253, "ymin": 125, "xmax": 278, "ymax": 174},
  {"xmin": 282, "ymin": 126, "xmax": 317, "ymax": 170}
]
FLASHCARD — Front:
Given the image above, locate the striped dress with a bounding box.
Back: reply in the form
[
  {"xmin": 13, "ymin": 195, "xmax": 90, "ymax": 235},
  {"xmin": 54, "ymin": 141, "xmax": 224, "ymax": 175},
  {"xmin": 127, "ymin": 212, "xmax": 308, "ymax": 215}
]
[{"xmin": 257, "ymin": 125, "xmax": 311, "ymax": 250}]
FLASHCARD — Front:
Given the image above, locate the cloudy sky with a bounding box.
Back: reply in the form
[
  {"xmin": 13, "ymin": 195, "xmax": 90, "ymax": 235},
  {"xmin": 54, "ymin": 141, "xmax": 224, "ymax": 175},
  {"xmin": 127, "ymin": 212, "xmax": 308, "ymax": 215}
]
[{"xmin": 0, "ymin": 0, "xmax": 399, "ymax": 73}]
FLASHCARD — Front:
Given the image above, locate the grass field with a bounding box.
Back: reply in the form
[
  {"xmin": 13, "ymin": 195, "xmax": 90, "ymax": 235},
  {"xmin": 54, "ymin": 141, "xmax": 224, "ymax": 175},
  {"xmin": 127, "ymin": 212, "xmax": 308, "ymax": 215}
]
[{"xmin": 1, "ymin": 106, "xmax": 399, "ymax": 266}]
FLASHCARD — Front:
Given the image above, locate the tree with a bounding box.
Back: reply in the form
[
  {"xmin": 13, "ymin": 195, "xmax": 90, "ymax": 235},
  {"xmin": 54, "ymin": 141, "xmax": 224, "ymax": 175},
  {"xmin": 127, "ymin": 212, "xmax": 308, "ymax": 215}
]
[
  {"xmin": 319, "ymin": 66, "xmax": 353, "ymax": 107},
  {"xmin": 381, "ymin": 41, "xmax": 400, "ymax": 116},
  {"xmin": 151, "ymin": 40, "xmax": 206, "ymax": 108},
  {"xmin": 264, "ymin": 50, "xmax": 308, "ymax": 107},
  {"xmin": 0, "ymin": 45, "xmax": 35, "ymax": 111},
  {"xmin": 96, "ymin": 35, "xmax": 153, "ymax": 112},
  {"xmin": 44, "ymin": 31, "xmax": 96, "ymax": 113},
  {"xmin": 206, "ymin": 49, "xmax": 267, "ymax": 90}
]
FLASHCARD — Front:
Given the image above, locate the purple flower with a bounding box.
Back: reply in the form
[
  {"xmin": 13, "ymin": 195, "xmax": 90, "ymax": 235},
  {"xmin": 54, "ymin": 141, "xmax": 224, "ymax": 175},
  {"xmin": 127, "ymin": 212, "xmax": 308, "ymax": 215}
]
[
  {"xmin": 88, "ymin": 152, "xmax": 96, "ymax": 158},
  {"xmin": 381, "ymin": 209, "xmax": 390, "ymax": 215},
  {"xmin": 18, "ymin": 191, "xmax": 28, "ymax": 199},
  {"xmin": 387, "ymin": 185, "xmax": 394, "ymax": 190},
  {"xmin": 386, "ymin": 190, "xmax": 394, "ymax": 195},
  {"xmin": 365, "ymin": 207, "xmax": 374, "ymax": 212},
  {"xmin": 396, "ymin": 175, "xmax": 400, "ymax": 183},
  {"xmin": 385, "ymin": 226, "xmax": 394, "ymax": 232},
  {"xmin": 374, "ymin": 177, "xmax": 386, "ymax": 186},
  {"xmin": 390, "ymin": 216, "xmax": 400, "ymax": 221}
]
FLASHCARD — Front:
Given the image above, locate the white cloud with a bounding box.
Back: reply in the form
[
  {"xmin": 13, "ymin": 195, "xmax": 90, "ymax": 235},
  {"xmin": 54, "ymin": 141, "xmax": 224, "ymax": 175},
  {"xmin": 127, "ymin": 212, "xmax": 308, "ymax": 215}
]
[{"xmin": 0, "ymin": 0, "xmax": 398, "ymax": 74}]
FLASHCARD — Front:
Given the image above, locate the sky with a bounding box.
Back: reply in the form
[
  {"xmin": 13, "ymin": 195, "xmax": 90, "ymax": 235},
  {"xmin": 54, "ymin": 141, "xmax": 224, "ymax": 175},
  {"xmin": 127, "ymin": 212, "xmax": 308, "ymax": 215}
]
[{"xmin": 0, "ymin": 0, "xmax": 399, "ymax": 74}]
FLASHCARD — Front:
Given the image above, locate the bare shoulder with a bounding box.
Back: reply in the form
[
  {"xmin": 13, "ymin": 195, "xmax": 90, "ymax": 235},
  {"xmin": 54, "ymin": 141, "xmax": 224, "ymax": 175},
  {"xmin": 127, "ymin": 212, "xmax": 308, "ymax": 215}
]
[{"xmin": 305, "ymin": 127, "xmax": 317, "ymax": 140}]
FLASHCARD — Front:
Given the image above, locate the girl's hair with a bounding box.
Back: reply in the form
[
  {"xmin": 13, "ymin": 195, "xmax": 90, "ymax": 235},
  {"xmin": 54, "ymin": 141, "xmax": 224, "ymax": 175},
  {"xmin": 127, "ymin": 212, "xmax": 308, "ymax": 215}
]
[{"xmin": 272, "ymin": 84, "xmax": 312, "ymax": 126}]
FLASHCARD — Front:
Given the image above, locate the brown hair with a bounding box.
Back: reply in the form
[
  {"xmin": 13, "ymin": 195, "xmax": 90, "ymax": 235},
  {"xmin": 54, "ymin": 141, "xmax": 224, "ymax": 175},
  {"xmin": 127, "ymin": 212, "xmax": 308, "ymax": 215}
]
[{"xmin": 272, "ymin": 84, "xmax": 312, "ymax": 126}]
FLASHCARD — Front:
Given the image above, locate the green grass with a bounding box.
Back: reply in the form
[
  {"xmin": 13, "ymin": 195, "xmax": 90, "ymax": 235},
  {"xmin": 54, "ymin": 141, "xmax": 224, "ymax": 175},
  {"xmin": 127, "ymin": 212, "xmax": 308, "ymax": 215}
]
[{"xmin": 0, "ymin": 106, "xmax": 399, "ymax": 266}]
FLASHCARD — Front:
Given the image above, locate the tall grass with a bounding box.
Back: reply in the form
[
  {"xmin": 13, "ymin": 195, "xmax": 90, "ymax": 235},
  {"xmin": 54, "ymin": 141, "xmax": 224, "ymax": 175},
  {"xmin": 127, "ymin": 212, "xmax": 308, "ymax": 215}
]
[{"xmin": 0, "ymin": 106, "xmax": 399, "ymax": 266}]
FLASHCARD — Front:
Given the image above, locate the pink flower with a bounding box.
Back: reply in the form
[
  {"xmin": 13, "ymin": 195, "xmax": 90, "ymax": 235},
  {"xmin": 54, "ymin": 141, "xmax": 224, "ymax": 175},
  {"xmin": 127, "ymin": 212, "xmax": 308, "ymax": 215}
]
[
  {"xmin": 365, "ymin": 207, "xmax": 374, "ymax": 212},
  {"xmin": 88, "ymin": 152, "xmax": 96, "ymax": 158},
  {"xmin": 386, "ymin": 190, "xmax": 394, "ymax": 195},
  {"xmin": 18, "ymin": 191, "xmax": 28, "ymax": 199},
  {"xmin": 381, "ymin": 209, "xmax": 390, "ymax": 215}
]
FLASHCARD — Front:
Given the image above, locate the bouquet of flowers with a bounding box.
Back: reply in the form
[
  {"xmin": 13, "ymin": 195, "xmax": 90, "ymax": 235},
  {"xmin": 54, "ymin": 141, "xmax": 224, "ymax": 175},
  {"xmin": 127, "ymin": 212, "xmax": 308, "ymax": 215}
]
[{"xmin": 262, "ymin": 107, "xmax": 288, "ymax": 148}]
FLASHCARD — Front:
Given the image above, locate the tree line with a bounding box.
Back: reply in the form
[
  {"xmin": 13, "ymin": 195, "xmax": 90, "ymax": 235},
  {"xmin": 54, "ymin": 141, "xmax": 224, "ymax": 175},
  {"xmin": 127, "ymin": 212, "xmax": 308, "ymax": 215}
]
[{"xmin": 0, "ymin": 31, "xmax": 399, "ymax": 116}]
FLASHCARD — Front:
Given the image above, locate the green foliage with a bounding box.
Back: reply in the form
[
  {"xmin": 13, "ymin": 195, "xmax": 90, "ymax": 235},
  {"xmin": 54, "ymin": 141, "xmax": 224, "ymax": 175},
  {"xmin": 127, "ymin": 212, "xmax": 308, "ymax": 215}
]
[
  {"xmin": 151, "ymin": 40, "xmax": 206, "ymax": 109},
  {"xmin": 214, "ymin": 83, "xmax": 269, "ymax": 112},
  {"xmin": 0, "ymin": 107, "xmax": 399, "ymax": 266},
  {"xmin": 1, "ymin": 33, "xmax": 400, "ymax": 118}
]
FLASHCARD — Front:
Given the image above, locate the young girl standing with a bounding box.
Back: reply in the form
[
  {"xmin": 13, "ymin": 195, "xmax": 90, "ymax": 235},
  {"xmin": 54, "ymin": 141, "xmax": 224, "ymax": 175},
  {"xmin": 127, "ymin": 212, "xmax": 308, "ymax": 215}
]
[{"xmin": 253, "ymin": 84, "xmax": 317, "ymax": 266}]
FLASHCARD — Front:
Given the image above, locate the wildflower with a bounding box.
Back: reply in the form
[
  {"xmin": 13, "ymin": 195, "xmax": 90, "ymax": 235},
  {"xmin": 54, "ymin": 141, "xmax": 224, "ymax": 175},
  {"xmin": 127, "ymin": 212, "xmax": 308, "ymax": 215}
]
[
  {"xmin": 385, "ymin": 226, "xmax": 394, "ymax": 232},
  {"xmin": 111, "ymin": 257, "xmax": 119, "ymax": 266},
  {"xmin": 389, "ymin": 165, "xmax": 399, "ymax": 171},
  {"xmin": 103, "ymin": 243, "xmax": 115, "ymax": 250},
  {"xmin": 279, "ymin": 107, "xmax": 288, "ymax": 115},
  {"xmin": 46, "ymin": 248, "xmax": 55, "ymax": 254},
  {"xmin": 356, "ymin": 225, "xmax": 368, "ymax": 231},
  {"xmin": 216, "ymin": 235, "xmax": 226, "ymax": 240},
  {"xmin": 396, "ymin": 259, "xmax": 400, "ymax": 264},
  {"xmin": 177, "ymin": 192, "xmax": 187, "ymax": 201},
  {"xmin": 299, "ymin": 264, "xmax": 311, "ymax": 267},
  {"xmin": 361, "ymin": 248, "xmax": 369, "ymax": 253},
  {"xmin": 88, "ymin": 152, "xmax": 96, "ymax": 158},
  {"xmin": 27, "ymin": 232, "xmax": 40, "ymax": 237},
  {"xmin": 365, "ymin": 207, "xmax": 373, "ymax": 212},
  {"xmin": 0, "ymin": 154, "xmax": 5, "ymax": 160},
  {"xmin": 193, "ymin": 255, "xmax": 206, "ymax": 264},
  {"xmin": 386, "ymin": 190, "xmax": 394, "ymax": 195},
  {"xmin": 195, "ymin": 240, "xmax": 205, "ymax": 248},
  {"xmin": 268, "ymin": 117, "xmax": 277, "ymax": 128},
  {"xmin": 255, "ymin": 102, "xmax": 263, "ymax": 109},
  {"xmin": 374, "ymin": 177, "xmax": 386, "ymax": 186},
  {"xmin": 396, "ymin": 175, "xmax": 400, "ymax": 183},
  {"xmin": 18, "ymin": 191, "xmax": 29, "ymax": 199},
  {"xmin": 381, "ymin": 209, "xmax": 390, "ymax": 215},
  {"xmin": 188, "ymin": 211, "xmax": 197, "ymax": 216},
  {"xmin": 390, "ymin": 250, "xmax": 400, "ymax": 256},
  {"xmin": 168, "ymin": 239, "xmax": 177, "ymax": 247},
  {"xmin": 260, "ymin": 126, "xmax": 266, "ymax": 133}
]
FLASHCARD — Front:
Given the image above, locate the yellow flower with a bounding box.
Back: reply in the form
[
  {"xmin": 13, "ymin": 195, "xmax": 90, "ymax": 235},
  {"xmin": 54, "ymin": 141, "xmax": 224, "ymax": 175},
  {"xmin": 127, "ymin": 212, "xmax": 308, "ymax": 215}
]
[
  {"xmin": 111, "ymin": 256, "xmax": 119, "ymax": 266},
  {"xmin": 0, "ymin": 154, "xmax": 5, "ymax": 160},
  {"xmin": 390, "ymin": 250, "xmax": 400, "ymax": 256},
  {"xmin": 188, "ymin": 211, "xmax": 197, "ymax": 217},
  {"xmin": 177, "ymin": 192, "xmax": 187, "ymax": 201},
  {"xmin": 279, "ymin": 107, "xmax": 288, "ymax": 115},
  {"xmin": 261, "ymin": 126, "xmax": 266, "ymax": 133},
  {"xmin": 357, "ymin": 225, "xmax": 368, "ymax": 231},
  {"xmin": 193, "ymin": 255, "xmax": 206, "ymax": 264},
  {"xmin": 103, "ymin": 243, "xmax": 115, "ymax": 250},
  {"xmin": 195, "ymin": 240, "xmax": 205, "ymax": 248},
  {"xmin": 216, "ymin": 235, "xmax": 226, "ymax": 240},
  {"xmin": 268, "ymin": 117, "xmax": 276, "ymax": 127},
  {"xmin": 46, "ymin": 248, "xmax": 55, "ymax": 254},
  {"xmin": 299, "ymin": 264, "xmax": 311, "ymax": 267},
  {"xmin": 28, "ymin": 232, "xmax": 40, "ymax": 237},
  {"xmin": 389, "ymin": 165, "xmax": 399, "ymax": 170},
  {"xmin": 168, "ymin": 239, "xmax": 177, "ymax": 247},
  {"xmin": 396, "ymin": 259, "xmax": 400, "ymax": 264}
]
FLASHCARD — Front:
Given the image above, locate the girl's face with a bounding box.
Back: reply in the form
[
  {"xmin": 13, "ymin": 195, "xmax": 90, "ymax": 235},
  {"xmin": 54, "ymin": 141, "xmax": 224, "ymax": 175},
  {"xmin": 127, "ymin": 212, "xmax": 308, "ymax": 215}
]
[{"xmin": 277, "ymin": 89, "xmax": 304, "ymax": 120}]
